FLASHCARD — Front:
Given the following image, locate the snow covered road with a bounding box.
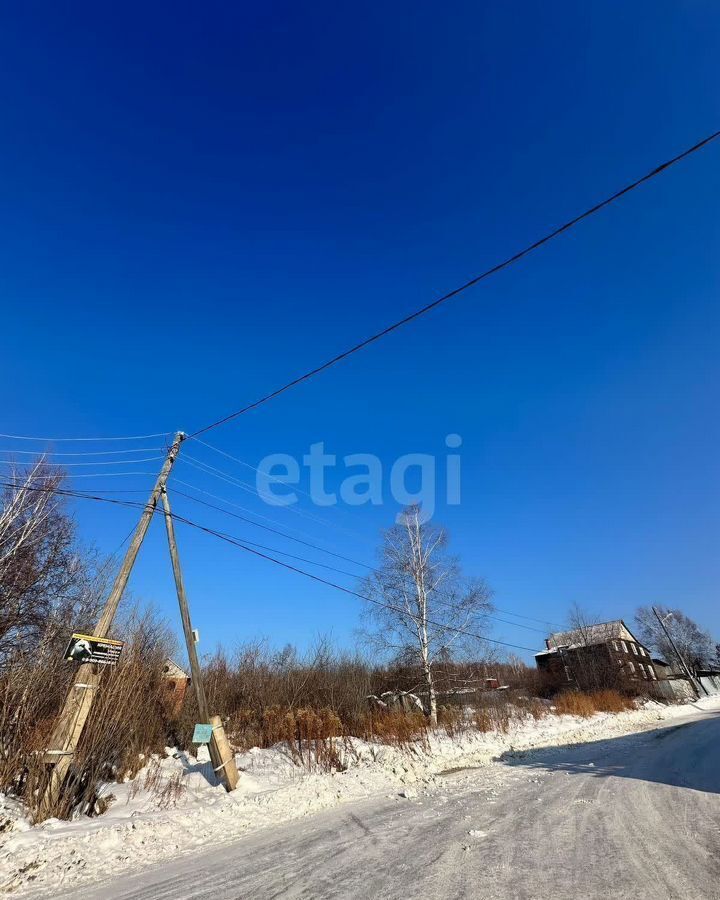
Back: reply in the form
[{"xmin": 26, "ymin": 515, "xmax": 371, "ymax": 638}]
[{"xmin": 56, "ymin": 701, "xmax": 720, "ymax": 900}]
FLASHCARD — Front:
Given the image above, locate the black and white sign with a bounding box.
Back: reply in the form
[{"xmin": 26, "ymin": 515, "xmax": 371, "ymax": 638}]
[{"xmin": 64, "ymin": 633, "xmax": 124, "ymax": 666}]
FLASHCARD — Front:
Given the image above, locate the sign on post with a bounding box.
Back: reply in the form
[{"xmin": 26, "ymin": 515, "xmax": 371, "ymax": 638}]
[
  {"xmin": 192, "ymin": 723, "xmax": 213, "ymax": 744},
  {"xmin": 64, "ymin": 633, "xmax": 124, "ymax": 666}
]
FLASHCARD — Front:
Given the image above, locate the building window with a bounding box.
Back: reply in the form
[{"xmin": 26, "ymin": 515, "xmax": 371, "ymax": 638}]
[
  {"xmin": 627, "ymin": 661, "xmax": 635, "ymax": 674},
  {"xmin": 639, "ymin": 646, "xmax": 647, "ymax": 657},
  {"xmin": 612, "ymin": 641, "xmax": 619, "ymax": 651},
  {"xmin": 638, "ymin": 663, "xmax": 646, "ymax": 678},
  {"xmin": 647, "ymin": 666, "xmax": 656, "ymax": 680},
  {"xmin": 620, "ymin": 640, "xmax": 628, "ymax": 653},
  {"xmin": 564, "ymin": 665, "xmax": 572, "ymax": 683},
  {"xmin": 631, "ymin": 643, "xmax": 638, "ymax": 655}
]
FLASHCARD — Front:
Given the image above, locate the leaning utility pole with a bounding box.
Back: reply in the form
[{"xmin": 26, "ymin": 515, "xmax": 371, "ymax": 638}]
[
  {"xmin": 652, "ymin": 606, "xmax": 707, "ymax": 697},
  {"xmin": 43, "ymin": 432, "xmax": 187, "ymax": 813},
  {"xmin": 160, "ymin": 486, "xmax": 239, "ymax": 790}
]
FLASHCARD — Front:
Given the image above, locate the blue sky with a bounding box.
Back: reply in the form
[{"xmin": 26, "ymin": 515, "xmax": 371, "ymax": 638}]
[{"xmin": 1, "ymin": 2, "xmax": 718, "ymax": 662}]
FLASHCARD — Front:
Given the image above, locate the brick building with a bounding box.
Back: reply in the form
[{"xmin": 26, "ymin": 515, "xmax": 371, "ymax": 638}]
[
  {"xmin": 161, "ymin": 658, "xmax": 191, "ymax": 716},
  {"xmin": 535, "ymin": 620, "xmax": 658, "ymax": 692}
]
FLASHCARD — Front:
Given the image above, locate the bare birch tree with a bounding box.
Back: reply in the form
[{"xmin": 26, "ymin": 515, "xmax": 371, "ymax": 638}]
[
  {"xmin": 362, "ymin": 506, "xmax": 492, "ymax": 725},
  {"xmin": 0, "ymin": 460, "xmax": 108, "ymax": 667},
  {"xmin": 634, "ymin": 605, "xmax": 715, "ymax": 670}
]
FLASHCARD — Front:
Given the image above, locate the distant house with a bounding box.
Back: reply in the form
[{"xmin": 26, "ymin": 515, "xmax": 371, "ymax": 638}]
[
  {"xmin": 535, "ymin": 620, "xmax": 658, "ymax": 692},
  {"xmin": 161, "ymin": 658, "xmax": 191, "ymax": 716}
]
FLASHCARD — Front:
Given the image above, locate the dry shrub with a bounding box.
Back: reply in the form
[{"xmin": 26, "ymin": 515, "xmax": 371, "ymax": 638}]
[
  {"xmin": 179, "ymin": 638, "xmax": 375, "ymax": 752},
  {"xmin": 127, "ymin": 758, "xmax": 186, "ymax": 809},
  {"xmin": 471, "ymin": 703, "xmax": 511, "ymax": 734},
  {"xmin": 156, "ymin": 770, "xmax": 186, "ymax": 808},
  {"xmin": 0, "ymin": 603, "xmax": 176, "ymax": 823},
  {"xmin": 491, "ymin": 703, "xmax": 511, "ymax": 733},
  {"xmin": 176, "ymin": 639, "xmax": 436, "ymax": 765},
  {"xmin": 588, "ymin": 689, "xmax": 634, "ymax": 713},
  {"xmin": 438, "ymin": 705, "xmax": 466, "ymax": 738},
  {"xmin": 553, "ymin": 689, "xmax": 635, "ymax": 718},
  {"xmin": 514, "ymin": 696, "xmax": 549, "ymax": 721},
  {"xmin": 471, "ymin": 691, "xmax": 514, "ymax": 733},
  {"xmin": 474, "ymin": 709, "xmax": 492, "ymax": 732},
  {"xmin": 292, "ymin": 707, "xmax": 344, "ymax": 771},
  {"xmin": 223, "ymin": 705, "xmax": 345, "ymax": 772},
  {"xmin": 358, "ymin": 709, "xmax": 429, "ymax": 749},
  {"xmin": 553, "ymin": 691, "xmax": 596, "ymax": 718}
]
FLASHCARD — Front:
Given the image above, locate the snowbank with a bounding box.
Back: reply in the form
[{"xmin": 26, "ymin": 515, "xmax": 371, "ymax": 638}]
[{"xmin": 1, "ymin": 699, "xmax": 710, "ymax": 896}]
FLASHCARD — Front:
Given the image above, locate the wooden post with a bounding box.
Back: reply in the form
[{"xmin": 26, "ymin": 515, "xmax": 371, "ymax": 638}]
[
  {"xmin": 210, "ymin": 715, "xmax": 240, "ymax": 791},
  {"xmin": 160, "ymin": 487, "xmax": 239, "ymax": 792},
  {"xmin": 42, "ymin": 432, "xmax": 187, "ymax": 815}
]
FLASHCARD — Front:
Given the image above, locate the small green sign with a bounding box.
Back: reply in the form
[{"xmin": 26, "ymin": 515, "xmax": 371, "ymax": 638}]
[{"xmin": 192, "ymin": 723, "xmax": 213, "ymax": 744}]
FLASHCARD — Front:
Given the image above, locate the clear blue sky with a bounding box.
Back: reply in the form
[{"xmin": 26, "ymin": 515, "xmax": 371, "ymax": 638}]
[{"xmin": 1, "ymin": 2, "xmax": 718, "ymax": 663}]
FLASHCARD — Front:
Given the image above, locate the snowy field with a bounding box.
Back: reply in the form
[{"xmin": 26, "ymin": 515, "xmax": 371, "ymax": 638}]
[{"xmin": 0, "ymin": 699, "xmax": 710, "ymax": 896}]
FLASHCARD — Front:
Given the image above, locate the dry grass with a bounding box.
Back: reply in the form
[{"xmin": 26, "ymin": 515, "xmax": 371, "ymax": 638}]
[
  {"xmin": 515, "ymin": 696, "xmax": 549, "ymax": 721},
  {"xmin": 553, "ymin": 691, "xmax": 597, "ymax": 717},
  {"xmin": 222, "ymin": 705, "xmax": 347, "ymax": 772},
  {"xmin": 438, "ymin": 705, "xmax": 468, "ymax": 739},
  {"xmin": 0, "ymin": 604, "xmax": 175, "ymax": 823},
  {"xmin": 358, "ymin": 709, "xmax": 429, "ymax": 749},
  {"xmin": 553, "ymin": 689, "xmax": 634, "ymax": 717},
  {"xmin": 127, "ymin": 758, "xmax": 186, "ymax": 809},
  {"xmin": 588, "ymin": 689, "xmax": 635, "ymax": 713}
]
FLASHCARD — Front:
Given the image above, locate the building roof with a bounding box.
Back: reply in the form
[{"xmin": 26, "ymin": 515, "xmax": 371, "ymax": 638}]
[
  {"xmin": 545, "ymin": 620, "xmax": 642, "ymax": 651},
  {"xmin": 162, "ymin": 658, "xmax": 190, "ymax": 680}
]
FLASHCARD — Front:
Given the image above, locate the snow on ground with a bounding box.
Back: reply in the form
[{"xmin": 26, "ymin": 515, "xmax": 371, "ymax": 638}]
[{"xmin": 0, "ymin": 698, "xmax": 711, "ymax": 896}]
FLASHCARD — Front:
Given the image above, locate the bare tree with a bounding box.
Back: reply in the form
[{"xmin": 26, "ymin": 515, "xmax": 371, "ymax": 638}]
[
  {"xmin": 361, "ymin": 506, "xmax": 492, "ymax": 725},
  {"xmin": 0, "ymin": 460, "xmax": 110, "ymax": 668},
  {"xmin": 634, "ymin": 605, "xmax": 715, "ymax": 671}
]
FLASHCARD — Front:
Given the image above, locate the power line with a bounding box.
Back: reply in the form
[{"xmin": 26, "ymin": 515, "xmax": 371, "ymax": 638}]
[
  {"xmin": 186, "ymin": 436, "xmax": 383, "ymax": 540},
  {"xmin": 170, "ymin": 484, "xmax": 550, "ymax": 634},
  {"xmin": 0, "ymin": 478, "xmax": 542, "ymax": 651},
  {"xmin": 491, "ymin": 607, "xmax": 562, "ymax": 631},
  {"xmin": 0, "ymin": 431, "xmax": 170, "ymax": 442},
  {"xmin": 0, "ymin": 480, "xmax": 148, "ymax": 511},
  {"xmin": 0, "ymin": 456, "xmax": 164, "ymax": 467},
  {"xmin": 180, "ymin": 453, "xmax": 259, "ymax": 497},
  {"xmin": 166, "ymin": 489, "xmax": 546, "ymax": 633},
  {"xmin": 180, "ymin": 521, "xmax": 367, "ymax": 579},
  {"xmin": 0, "ymin": 464, "xmax": 162, "ymax": 480},
  {"xmin": 166, "ymin": 510, "xmax": 542, "ymax": 654},
  {"xmin": 0, "ymin": 473, "xmax": 557, "ymax": 638},
  {"xmin": 57, "ymin": 472, "xmax": 161, "ymax": 479},
  {"xmin": 187, "ymin": 436, "xmax": 319, "ymax": 504},
  {"xmin": 0, "ymin": 447, "xmax": 163, "ymax": 457},
  {"xmin": 170, "ymin": 485, "xmax": 374, "ymax": 571},
  {"xmin": 178, "ymin": 453, "xmax": 375, "ymax": 545},
  {"xmin": 2, "ymin": 473, "xmax": 552, "ymax": 635},
  {"xmin": 170, "ymin": 474, "xmax": 362, "ymax": 549},
  {"xmin": 188, "ymin": 128, "xmax": 720, "ymax": 438}
]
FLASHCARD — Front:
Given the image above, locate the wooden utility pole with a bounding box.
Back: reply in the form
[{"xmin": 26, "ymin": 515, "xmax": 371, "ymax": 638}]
[
  {"xmin": 42, "ymin": 432, "xmax": 187, "ymax": 813},
  {"xmin": 160, "ymin": 487, "xmax": 239, "ymax": 791},
  {"xmin": 652, "ymin": 605, "xmax": 707, "ymax": 697}
]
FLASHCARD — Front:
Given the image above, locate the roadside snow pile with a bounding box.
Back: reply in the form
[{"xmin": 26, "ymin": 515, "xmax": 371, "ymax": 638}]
[
  {"xmin": 0, "ymin": 795, "xmax": 32, "ymax": 840},
  {"xmin": 0, "ymin": 700, "xmax": 699, "ymax": 896}
]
